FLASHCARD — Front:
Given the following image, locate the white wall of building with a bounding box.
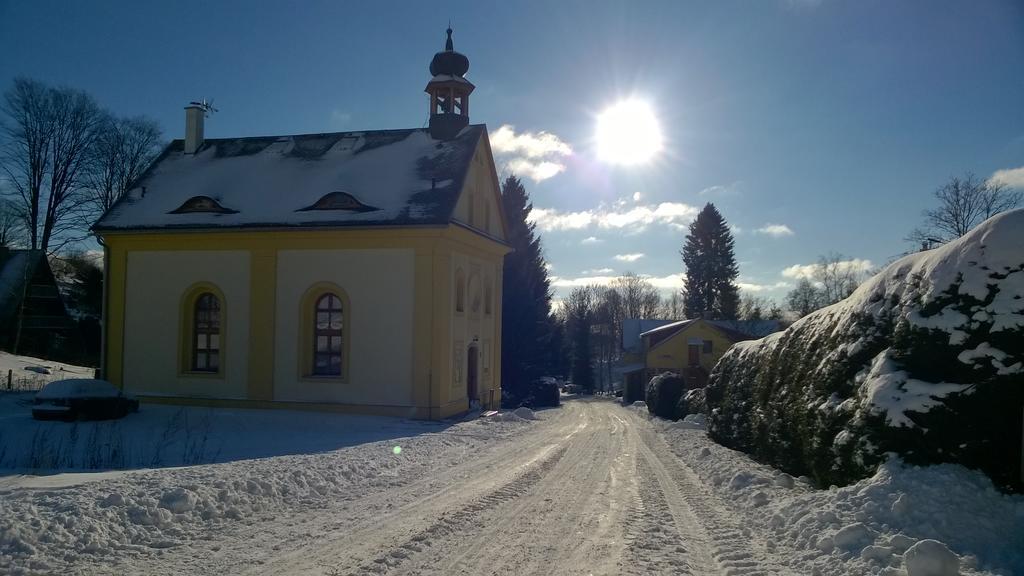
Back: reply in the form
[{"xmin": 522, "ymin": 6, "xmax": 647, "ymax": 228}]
[
  {"xmin": 273, "ymin": 249, "xmax": 415, "ymax": 405},
  {"xmin": 123, "ymin": 250, "xmax": 251, "ymax": 398}
]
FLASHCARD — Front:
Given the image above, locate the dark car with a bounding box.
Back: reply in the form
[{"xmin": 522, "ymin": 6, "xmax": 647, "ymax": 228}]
[{"xmin": 32, "ymin": 379, "xmax": 139, "ymax": 421}]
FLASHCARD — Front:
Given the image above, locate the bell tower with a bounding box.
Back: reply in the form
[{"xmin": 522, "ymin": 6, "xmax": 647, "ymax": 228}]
[{"xmin": 425, "ymin": 27, "xmax": 475, "ymax": 140}]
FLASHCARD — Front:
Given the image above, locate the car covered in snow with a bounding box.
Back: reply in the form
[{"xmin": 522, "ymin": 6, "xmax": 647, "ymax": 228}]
[{"xmin": 32, "ymin": 379, "xmax": 139, "ymax": 421}]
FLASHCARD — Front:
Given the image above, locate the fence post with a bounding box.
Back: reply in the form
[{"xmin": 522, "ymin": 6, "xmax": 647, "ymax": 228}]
[{"xmin": 6, "ymin": 369, "xmax": 11, "ymax": 391}]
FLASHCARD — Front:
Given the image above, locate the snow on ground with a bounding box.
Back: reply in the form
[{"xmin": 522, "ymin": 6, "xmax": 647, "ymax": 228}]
[
  {"xmin": 651, "ymin": 416, "xmax": 1024, "ymax": 575},
  {"xmin": 0, "ymin": 351, "xmax": 94, "ymax": 391},
  {"xmin": 0, "ymin": 399, "xmax": 533, "ymax": 574},
  {"xmin": 1, "ymin": 396, "xmax": 1020, "ymax": 575}
]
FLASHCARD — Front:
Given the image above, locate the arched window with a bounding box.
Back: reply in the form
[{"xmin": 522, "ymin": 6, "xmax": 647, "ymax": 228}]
[
  {"xmin": 469, "ymin": 275, "xmax": 481, "ymax": 315},
  {"xmin": 192, "ymin": 292, "xmax": 221, "ymax": 372},
  {"xmin": 484, "ymin": 278, "xmax": 493, "ymax": 315},
  {"xmin": 313, "ymin": 293, "xmax": 343, "ymax": 376},
  {"xmin": 455, "ymin": 268, "xmax": 466, "ymax": 313}
]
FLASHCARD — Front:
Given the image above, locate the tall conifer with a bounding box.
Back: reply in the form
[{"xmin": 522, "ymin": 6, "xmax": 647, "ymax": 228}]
[
  {"xmin": 682, "ymin": 203, "xmax": 740, "ymax": 319},
  {"xmin": 500, "ymin": 175, "xmax": 554, "ymax": 401}
]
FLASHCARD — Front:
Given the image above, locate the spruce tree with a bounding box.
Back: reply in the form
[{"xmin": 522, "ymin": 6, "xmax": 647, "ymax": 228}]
[
  {"xmin": 681, "ymin": 203, "xmax": 740, "ymax": 320},
  {"xmin": 500, "ymin": 175, "xmax": 554, "ymax": 403}
]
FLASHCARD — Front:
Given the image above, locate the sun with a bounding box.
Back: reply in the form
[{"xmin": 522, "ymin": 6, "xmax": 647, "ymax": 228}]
[{"xmin": 595, "ymin": 99, "xmax": 664, "ymax": 165}]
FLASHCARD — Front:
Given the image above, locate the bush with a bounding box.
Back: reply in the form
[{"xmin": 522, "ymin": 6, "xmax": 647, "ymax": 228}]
[
  {"xmin": 528, "ymin": 379, "xmax": 561, "ymax": 408},
  {"xmin": 645, "ymin": 372, "xmax": 685, "ymax": 420},
  {"xmin": 675, "ymin": 387, "xmax": 707, "ymax": 420},
  {"xmin": 707, "ymin": 210, "xmax": 1024, "ymax": 492},
  {"xmin": 503, "ymin": 378, "xmax": 560, "ymax": 409}
]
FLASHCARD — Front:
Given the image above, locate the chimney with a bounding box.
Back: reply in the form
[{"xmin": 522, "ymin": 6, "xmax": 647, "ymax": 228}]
[{"xmin": 184, "ymin": 104, "xmax": 205, "ymax": 154}]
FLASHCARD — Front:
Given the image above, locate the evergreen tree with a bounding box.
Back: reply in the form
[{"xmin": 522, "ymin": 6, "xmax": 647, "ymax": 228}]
[
  {"xmin": 500, "ymin": 175, "xmax": 554, "ymax": 402},
  {"xmin": 681, "ymin": 203, "xmax": 740, "ymax": 320}
]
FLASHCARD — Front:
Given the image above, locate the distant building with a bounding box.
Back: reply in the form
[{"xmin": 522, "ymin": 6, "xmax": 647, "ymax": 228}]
[
  {"xmin": 620, "ymin": 318, "xmax": 766, "ymax": 403},
  {"xmin": 0, "ymin": 248, "xmax": 78, "ymax": 360},
  {"xmin": 92, "ymin": 28, "xmax": 510, "ymax": 419}
]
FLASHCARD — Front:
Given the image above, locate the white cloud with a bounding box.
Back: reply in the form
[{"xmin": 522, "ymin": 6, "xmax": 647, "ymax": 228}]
[
  {"xmin": 614, "ymin": 253, "xmax": 645, "ymax": 262},
  {"xmin": 529, "ymin": 202, "xmax": 698, "ymax": 232},
  {"xmin": 581, "ymin": 236, "xmax": 602, "ymax": 244},
  {"xmin": 738, "ymin": 281, "xmax": 792, "ymax": 293},
  {"xmin": 754, "ymin": 223, "xmax": 795, "ymax": 237},
  {"xmin": 731, "ymin": 225, "xmax": 743, "ymax": 235},
  {"xmin": 544, "ymin": 263, "xmax": 554, "ymax": 271},
  {"xmin": 550, "ymin": 275, "xmax": 617, "ymax": 288},
  {"xmin": 490, "ymin": 125, "xmax": 572, "ymax": 182},
  {"xmin": 550, "ymin": 272, "xmax": 684, "ymax": 294},
  {"xmin": 632, "ymin": 192, "xmax": 642, "ymax": 202},
  {"xmin": 505, "ymin": 158, "xmax": 567, "ymax": 182},
  {"xmin": 989, "ymin": 166, "xmax": 1024, "ymax": 189},
  {"xmin": 782, "ymin": 258, "xmax": 874, "ymax": 280},
  {"xmin": 699, "ymin": 181, "xmax": 742, "ymax": 196}
]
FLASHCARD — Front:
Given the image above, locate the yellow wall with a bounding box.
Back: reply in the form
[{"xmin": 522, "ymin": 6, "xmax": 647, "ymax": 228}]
[
  {"xmin": 101, "ymin": 225, "xmax": 507, "ymax": 420},
  {"xmin": 645, "ymin": 320, "xmax": 737, "ymax": 374}
]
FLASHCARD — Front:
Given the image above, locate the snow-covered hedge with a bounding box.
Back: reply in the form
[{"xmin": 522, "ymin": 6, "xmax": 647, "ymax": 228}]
[
  {"xmin": 707, "ymin": 210, "xmax": 1024, "ymax": 492},
  {"xmin": 646, "ymin": 372, "xmax": 685, "ymax": 420}
]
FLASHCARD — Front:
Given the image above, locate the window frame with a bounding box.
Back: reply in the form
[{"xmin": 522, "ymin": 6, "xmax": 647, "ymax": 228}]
[
  {"xmin": 179, "ymin": 283, "xmax": 227, "ymax": 378},
  {"xmin": 455, "ymin": 268, "xmax": 466, "ymax": 314},
  {"xmin": 299, "ymin": 282, "xmax": 351, "ymax": 383}
]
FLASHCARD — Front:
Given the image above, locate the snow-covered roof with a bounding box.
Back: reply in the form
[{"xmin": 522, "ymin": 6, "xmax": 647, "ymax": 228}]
[{"xmin": 93, "ymin": 125, "xmax": 486, "ymax": 232}]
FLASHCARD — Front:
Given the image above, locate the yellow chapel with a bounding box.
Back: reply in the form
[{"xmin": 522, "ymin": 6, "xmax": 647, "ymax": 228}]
[{"xmin": 92, "ymin": 29, "xmax": 509, "ymax": 419}]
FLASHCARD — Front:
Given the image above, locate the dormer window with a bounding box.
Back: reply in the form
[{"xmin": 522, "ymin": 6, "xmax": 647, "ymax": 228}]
[
  {"xmin": 168, "ymin": 196, "xmax": 239, "ymax": 214},
  {"xmin": 297, "ymin": 191, "xmax": 379, "ymax": 213}
]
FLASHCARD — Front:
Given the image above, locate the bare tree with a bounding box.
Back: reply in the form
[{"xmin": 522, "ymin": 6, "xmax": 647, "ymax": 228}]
[
  {"xmin": 908, "ymin": 172, "xmax": 1022, "ymax": 247},
  {"xmin": 0, "ymin": 198, "xmax": 22, "ymax": 247},
  {"xmin": 786, "ymin": 278, "xmax": 823, "ymax": 318},
  {"xmin": 1, "ymin": 78, "xmax": 106, "ymax": 252},
  {"xmin": 814, "ymin": 252, "xmax": 865, "ymax": 306},
  {"xmin": 611, "ymin": 272, "xmax": 661, "ymax": 320},
  {"xmin": 739, "ymin": 293, "xmax": 782, "ymax": 321},
  {"xmin": 1, "ymin": 78, "xmax": 51, "ymax": 249},
  {"xmin": 86, "ymin": 116, "xmax": 162, "ymax": 215},
  {"xmin": 658, "ymin": 292, "xmax": 684, "ymax": 320}
]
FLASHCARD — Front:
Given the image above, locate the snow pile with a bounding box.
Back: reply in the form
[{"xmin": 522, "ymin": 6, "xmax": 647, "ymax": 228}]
[
  {"xmin": 708, "ymin": 209, "xmax": 1024, "ymax": 490},
  {"xmin": 0, "ymin": 405, "xmax": 530, "ymax": 573},
  {"xmin": 512, "ymin": 407, "xmax": 537, "ymax": 420},
  {"xmin": 658, "ymin": 421, "xmax": 1024, "ymax": 575}
]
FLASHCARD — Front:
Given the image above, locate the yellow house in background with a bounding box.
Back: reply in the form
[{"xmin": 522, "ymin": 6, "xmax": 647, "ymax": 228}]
[
  {"xmin": 92, "ymin": 29, "xmax": 509, "ymax": 419},
  {"xmin": 622, "ymin": 319, "xmax": 754, "ymax": 403}
]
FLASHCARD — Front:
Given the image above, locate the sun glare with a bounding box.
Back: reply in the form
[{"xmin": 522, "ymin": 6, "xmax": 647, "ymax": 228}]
[{"xmin": 595, "ymin": 99, "xmax": 664, "ymax": 165}]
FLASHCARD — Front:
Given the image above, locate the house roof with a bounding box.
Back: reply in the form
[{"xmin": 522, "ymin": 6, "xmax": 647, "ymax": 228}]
[
  {"xmin": 93, "ymin": 125, "xmax": 487, "ymax": 232},
  {"xmin": 0, "ymin": 249, "xmax": 45, "ymax": 324}
]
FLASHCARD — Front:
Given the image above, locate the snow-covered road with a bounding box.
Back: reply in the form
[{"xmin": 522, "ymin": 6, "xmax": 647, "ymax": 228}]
[{"xmin": 169, "ymin": 399, "xmax": 779, "ymax": 576}]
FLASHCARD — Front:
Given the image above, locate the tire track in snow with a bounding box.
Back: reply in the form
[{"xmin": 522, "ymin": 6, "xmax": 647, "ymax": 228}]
[
  {"xmin": 631, "ymin": 417, "xmax": 779, "ymax": 575},
  {"xmin": 345, "ymin": 443, "xmax": 570, "ymax": 575}
]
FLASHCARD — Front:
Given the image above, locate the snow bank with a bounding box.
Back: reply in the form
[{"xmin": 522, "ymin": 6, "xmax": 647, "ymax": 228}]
[
  {"xmin": 0, "ymin": 351, "xmax": 94, "ymax": 391},
  {"xmin": 708, "ymin": 209, "xmax": 1024, "ymax": 491},
  {"xmin": 657, "ymin": 421, "xmax": 1024, "ymax": 575}
]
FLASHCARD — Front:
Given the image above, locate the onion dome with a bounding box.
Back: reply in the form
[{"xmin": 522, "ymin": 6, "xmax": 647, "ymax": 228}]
[{"xmin": 429, "ymin": 27, "xmax": 470, "ymax": 77}]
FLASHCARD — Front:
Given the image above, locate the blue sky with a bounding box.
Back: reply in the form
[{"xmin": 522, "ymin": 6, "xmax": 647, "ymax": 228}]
[{"xmin": 2, "ymin": 0, "xmax": 1022, "ymax": 304}]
